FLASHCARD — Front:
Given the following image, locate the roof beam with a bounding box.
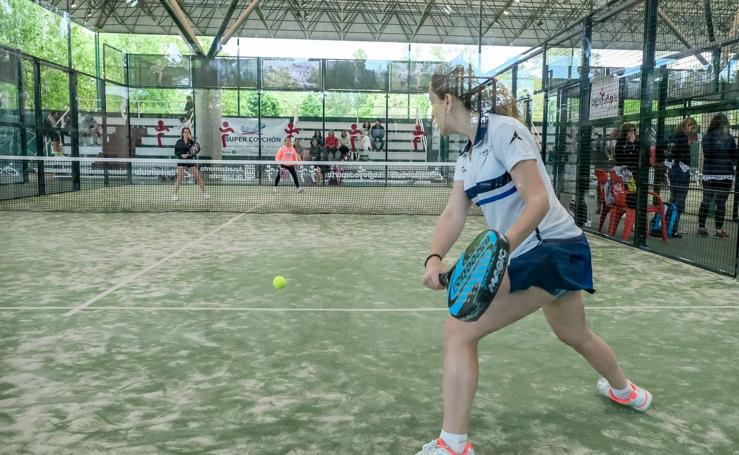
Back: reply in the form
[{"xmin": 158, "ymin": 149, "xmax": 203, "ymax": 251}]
[
  {"xmin": 657, "ymin": 8, "xmax": 709, "ymax": 65},
  {"xmin": 94, "ymin": 0, "xmax": 120, "ymax": 30},
  {"xmin": 252, "ymin": 4, "xmax": 274, "ymax": 38},
  {"xmin": 223, "ymin": 0, "xmax": 261, "ymax": 44},
  {"xmin": 158, "ymin": 0, "xmax": 205, "ymax": 56},
  {"xmin": 481, "ymin": 0, "xmax": 515, "ymax": 37},
  {"xmin": 207, "ymin": 0, "xmax": 241, "ymax": 59}
]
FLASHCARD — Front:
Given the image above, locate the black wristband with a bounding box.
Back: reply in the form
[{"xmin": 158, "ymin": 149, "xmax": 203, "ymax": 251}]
[{"xmin": 424, "ymin": 254, "xmax": 442, "ymax": 267}]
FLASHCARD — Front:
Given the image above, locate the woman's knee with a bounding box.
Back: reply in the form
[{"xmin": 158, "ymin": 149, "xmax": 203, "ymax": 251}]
[
  {"xmin": 555, "ymin": 325, "xmax": 593, "ymax": 350},
  {"xmin": 443, "ymin": 317, "xmax": 483, "ymax": 347}
]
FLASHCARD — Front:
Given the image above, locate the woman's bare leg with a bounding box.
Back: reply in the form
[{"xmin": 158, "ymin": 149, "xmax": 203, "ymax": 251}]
[
  {"xmin": 542, "ymin": 292, "xmax": 628, "ymax": 390},
  {"xmin": 441, "ymin": 274, "xmax": 556, "ymax": 434}
]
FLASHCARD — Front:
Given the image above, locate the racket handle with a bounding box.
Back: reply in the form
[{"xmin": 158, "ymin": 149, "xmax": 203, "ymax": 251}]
[{"xmin": 439, "ymin": 272, "xmax": 449, "ymax": 288}]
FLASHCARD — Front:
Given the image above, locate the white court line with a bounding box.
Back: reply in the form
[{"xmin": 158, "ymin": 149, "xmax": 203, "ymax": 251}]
[
  {"xmin": 3, "ymin": 305, "xmax": 737, "ymax": 312},
  {"xmin": 64, "ymin": 213, "xmax": 246, "ymax": 316}
]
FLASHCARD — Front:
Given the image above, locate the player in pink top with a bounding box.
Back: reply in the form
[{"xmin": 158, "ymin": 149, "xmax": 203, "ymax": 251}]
[{"xmin": 274, "ymin": 137, "xmax": 304, "ymax": 193}]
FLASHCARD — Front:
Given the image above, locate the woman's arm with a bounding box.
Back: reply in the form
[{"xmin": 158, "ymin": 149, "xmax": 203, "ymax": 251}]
[
  {"xmin": 505, "ymin": 160, "xmax": 550, "ymax": 252},
  {"xmin": 423, "ymin": 181, "xmax": 472, "ymax": 290},
  {"xmin": 174, "ymin": 141, "xmax": 185, "ymax": 158}
]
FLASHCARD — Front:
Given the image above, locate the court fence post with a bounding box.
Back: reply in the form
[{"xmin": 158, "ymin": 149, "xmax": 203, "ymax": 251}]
[
  {"xmin": 575, "ymin": 16, "xmax": 592, "ymax": 228},
  {"xmin": 69, "ymin": 70, "xmax": 81, "ymax": 191},
  {"xmin": 32, "ymin": 58, "xmax": 45, "ymax": 196},
  {"xmin": 635, "ymin": 0, "xmax": 659, "ymax": 248}
]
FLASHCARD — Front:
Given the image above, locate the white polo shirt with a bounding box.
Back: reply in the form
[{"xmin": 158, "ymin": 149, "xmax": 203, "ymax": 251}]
[{"xmin": 454, "ymin": 115, "xmax": 581, "ymax": 258}]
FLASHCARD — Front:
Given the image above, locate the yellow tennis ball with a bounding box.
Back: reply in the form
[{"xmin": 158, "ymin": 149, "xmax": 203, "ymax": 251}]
[{"xmin": 273, "ymin": 276, "xmax": 287, "ymax": 289}]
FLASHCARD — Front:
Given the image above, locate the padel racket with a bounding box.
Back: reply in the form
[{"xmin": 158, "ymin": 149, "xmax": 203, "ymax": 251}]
[
  {"xmin": 439, "ymin": 230, "xmax": 510, "ymax": 322},
  {"xmin": 189, "ymin": 140, "xmax": 201, "ymax": 157}
]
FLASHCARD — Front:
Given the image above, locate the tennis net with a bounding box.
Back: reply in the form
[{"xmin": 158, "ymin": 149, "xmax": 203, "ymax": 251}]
[{"xmin": 0, "ymin": 156, "xmax": 465, "ymax": 215}]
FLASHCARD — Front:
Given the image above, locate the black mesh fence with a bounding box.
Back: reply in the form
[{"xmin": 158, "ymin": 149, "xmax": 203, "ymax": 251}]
[{"xmin": 481, "ymin": 0, "xmax": 739, "ymax": 276}]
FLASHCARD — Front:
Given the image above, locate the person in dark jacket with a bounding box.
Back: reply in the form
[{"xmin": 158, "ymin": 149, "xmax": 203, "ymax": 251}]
[
  {"xmin": 666, "ymin": 117, "xmax": 697, "ymax": 235},
  {"xmin": 614, "ymin": 122, "xmax": 639, "ymax": 208},
  {"xmin": 172, "ymin": 127, "xmax": 207, "ymax": 201},
  {"xmin": 614, "ymin": 122, "xmax": 639, "ymax": 169},
  {"xmin": 697, "ymin": 114, "xmax": 738, "ymax": 238}
]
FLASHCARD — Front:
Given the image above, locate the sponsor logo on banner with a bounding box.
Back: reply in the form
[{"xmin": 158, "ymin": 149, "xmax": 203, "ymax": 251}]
[
  {"xmin": 44, "ymin": 162, "xmax": 128, "ymax": 178},
  {"xmin": 131, "ymin": 163, "xmax": 258, "ymax": 183},
  {"xmin": 220, "ymin": 117, "xmax": 291, "ymax": 156},
  {"xmin": 590, "ymin": 75, "xmax": 620, "ymax": 120}
]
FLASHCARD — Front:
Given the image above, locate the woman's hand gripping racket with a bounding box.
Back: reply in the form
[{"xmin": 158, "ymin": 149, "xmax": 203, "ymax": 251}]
[{"xmin": 439, "ymin": 230, "xmax": 510, "ymax": 322}]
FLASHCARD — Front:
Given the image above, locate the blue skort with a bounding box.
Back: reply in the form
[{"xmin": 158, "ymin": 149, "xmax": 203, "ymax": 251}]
[{"xmin": 508, "ymin": 233, "xmax": 595, "ymax": 298}]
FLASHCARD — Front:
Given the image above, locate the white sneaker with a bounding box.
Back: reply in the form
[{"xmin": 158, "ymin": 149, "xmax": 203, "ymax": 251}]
[
  {"xmin": 597, "ymin": 377, "xmax": 653, "ymax": 411},
  {"xmin": 297, "ymin": 187, "xmax": 304, "ymax": 193},
  {"xmin": 171, "ymin": 195, "xmax": 178, "ymax": 202},
  {"xmin": 416, "ymin": 438, "xmax": 475, "ymax": 455}
]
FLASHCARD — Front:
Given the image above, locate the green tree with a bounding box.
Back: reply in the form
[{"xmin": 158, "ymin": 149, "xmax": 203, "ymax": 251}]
[
  {"xmin": 352, "ymin": 48, "xmax": 367, "ymax": 60},
  {"xmin": 300, "ymin": 94, "xmax": 322, "ymax": 117},
  {"xmin": 241, "ymin": 92, "xmax": 281, "ymax": 117}
]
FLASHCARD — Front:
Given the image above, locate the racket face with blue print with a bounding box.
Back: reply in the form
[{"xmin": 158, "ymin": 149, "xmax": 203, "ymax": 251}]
[{"xmin": 439, "ymin": 230, "xmax": 510, "ymax": 322}]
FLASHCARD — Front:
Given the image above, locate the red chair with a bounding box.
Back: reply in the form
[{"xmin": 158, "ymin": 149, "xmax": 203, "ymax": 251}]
[
  {"xmin": 594, "ymin": 169, "xmax": 612, "ymax": 232},
  {"xmin": 607, "ymin": 170, "xmax": 667, "ymax": 242}
]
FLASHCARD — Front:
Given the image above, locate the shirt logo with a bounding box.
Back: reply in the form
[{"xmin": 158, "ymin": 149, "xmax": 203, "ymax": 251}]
[
  {"xmin": 509, "ymin": 131, "xmax": 523, "ymax": 145},
  {"xmin": 480, "ymin": 148, "xmax": 489, "ymax": 166}
]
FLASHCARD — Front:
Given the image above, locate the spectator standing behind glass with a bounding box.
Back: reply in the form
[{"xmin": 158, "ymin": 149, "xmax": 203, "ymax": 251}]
[
  {"xmin": 666, "ymin": 117, "xmax": 696, "ymax": 236},
  {"xmin": 184, "ymin": 96, "xmax": 194, "ymax": 120},
  {"xmin": 325, "ymin": 130, "xmax": 339, "ymax": 160},
  {"xmin": 339, "ymin": 130, "xmax": 351, "ymax": 158},
  {"xmin": 614, "ymin": 122, "xmax": 639, "ymax": 209},
  {"xmin": 370, "ymin": 119, "xmax": 385, "ymax": 151},
  {"xmin": 697, "ymin": 114, "xmax": 738, "ymax": 239},
  {"xmin": 614, "ymin": 123, "xmax": 639, "ymax": 169}
]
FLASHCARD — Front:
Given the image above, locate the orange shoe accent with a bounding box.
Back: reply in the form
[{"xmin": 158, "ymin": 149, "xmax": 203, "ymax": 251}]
[
  {"xmin": 608, "ymin": 382, "xmax": 638, "ymax": 405},
  {"xmin": 434, "ymin": 438, "xmax": 458, "ymax": 455},
  {"xmin": 435, "ymin": 438, "xmax": 475, "ymax": 455}
]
